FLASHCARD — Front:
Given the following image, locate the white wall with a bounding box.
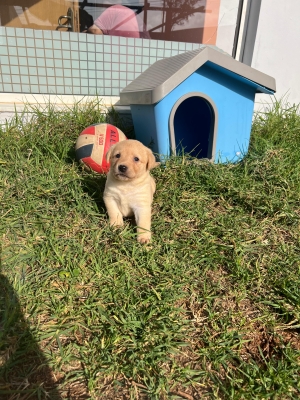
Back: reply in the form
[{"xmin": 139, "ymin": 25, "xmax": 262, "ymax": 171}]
[
  {"xmin": 251, "ymin": 0, "xmax": 300, "ymax": 109},
  {"xmin": 0, "ymin": 94, "xmax": 121, "ymax": 126}
]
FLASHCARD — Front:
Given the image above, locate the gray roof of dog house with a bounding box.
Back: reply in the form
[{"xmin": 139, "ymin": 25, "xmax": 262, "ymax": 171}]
[{"xmin": 120, "ymin": 46, "xmax": 276, "ymax": 105}]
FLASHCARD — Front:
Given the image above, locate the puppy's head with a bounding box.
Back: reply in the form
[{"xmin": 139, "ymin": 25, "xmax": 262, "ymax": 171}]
[{"xmin": 106, "ymin": 139, "xmax": 159, "ymax": 181}]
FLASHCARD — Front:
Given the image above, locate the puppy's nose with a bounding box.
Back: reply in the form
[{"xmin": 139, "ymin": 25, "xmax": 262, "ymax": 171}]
[{"xmin": 118, "ymin": 165, "xmax": 127, "ymax": 173}]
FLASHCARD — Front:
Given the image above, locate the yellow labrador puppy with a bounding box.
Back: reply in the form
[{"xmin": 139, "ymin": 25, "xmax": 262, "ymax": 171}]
[{"xmin": 104, "ymin": 139, "xmax": 159, "ymax": 243}]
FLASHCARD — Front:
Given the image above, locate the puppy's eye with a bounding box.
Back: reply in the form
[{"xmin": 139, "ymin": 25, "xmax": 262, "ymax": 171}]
[
  {"xmin": 115, "ymin": 153, "xmax": 121, "ymax": 159},
  {"xmin": 134, "ymin": 157, "xmax": 139, "ymax": 162}
]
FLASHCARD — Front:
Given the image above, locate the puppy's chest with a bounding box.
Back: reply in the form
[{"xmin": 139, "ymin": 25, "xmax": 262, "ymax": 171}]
[{"xmin": 107, "ymin": 185, "xmax": 152, "ymax": 217}]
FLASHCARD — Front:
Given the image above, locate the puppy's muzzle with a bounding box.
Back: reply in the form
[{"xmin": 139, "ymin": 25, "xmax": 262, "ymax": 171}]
[{"xmin": 118, "ymin": 165, "xmax": 127, "ymax": 173}]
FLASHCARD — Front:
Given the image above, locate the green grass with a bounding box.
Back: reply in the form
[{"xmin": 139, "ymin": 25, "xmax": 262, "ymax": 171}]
[{"xmin": 1, "ymin": 98, "xmax": 300, "ymax": 399}]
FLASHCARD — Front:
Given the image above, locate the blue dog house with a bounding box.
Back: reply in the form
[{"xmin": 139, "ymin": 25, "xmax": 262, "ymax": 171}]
[{"xmin": 120, "ymin": 46, "xmax": 276, "ymax": 162}]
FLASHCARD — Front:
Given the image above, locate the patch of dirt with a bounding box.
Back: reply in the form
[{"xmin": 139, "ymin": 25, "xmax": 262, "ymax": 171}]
[{"xmin": 239, "ymin": 322, "xmax": 279, "ymax": 362}]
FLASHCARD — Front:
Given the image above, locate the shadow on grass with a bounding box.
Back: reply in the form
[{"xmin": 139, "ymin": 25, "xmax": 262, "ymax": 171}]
[
  {"xmin": 80, "ymin": 172, "xmax": 107, "ymax": 213},
  {"xmin": 66, "ymin": 141, "xmax": 107, "ymax": 213},
  {"xmin": 0, "ymin": 274, "xmax": 62, "ymax": 400}
]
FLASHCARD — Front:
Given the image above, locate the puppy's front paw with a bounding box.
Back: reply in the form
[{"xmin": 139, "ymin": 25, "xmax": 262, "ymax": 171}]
[
  {"xmin": 137, "ymin": 233, "xmax": 151, "ymax": 244},
  {"xmin": 109, "ymin": 215, "xmax": 124, "ymax": 227},
  {"xmin": 110, "ymin": 220, "xmax": 124, "ymax": 227}
]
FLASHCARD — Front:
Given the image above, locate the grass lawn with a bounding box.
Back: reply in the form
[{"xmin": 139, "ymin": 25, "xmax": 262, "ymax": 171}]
[{"xmin": 1, "ymin": 99, "xmax": 300, "ymax": 399}]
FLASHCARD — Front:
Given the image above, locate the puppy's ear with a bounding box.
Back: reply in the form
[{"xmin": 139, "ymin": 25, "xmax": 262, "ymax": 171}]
[
  {"xmin": 106, "ymin": 144, "xmax": 116, "ymax": 162},
  {"xmin": 146, "ymin": 148, "xmax": 160, "ymax": 170}
]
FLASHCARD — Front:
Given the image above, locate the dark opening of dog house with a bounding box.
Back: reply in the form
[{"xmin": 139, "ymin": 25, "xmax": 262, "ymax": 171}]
[{"xmin": 170, "ymin": 95, "xmax": 216, "ymax": 159}]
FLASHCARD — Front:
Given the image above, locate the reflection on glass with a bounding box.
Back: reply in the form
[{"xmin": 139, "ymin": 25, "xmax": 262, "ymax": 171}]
[
  {"xmin": 0, "ymin": 0, "xmax": 79, "ymax": 31},
  {"xmin": 82, "ymin": 0, "xmax": 209, "ymax": 43},
  {"xmin": 85, "ymin": 4, "xmax": 150, "ymax": 38},
  {"xmin": 0, "ymin": 0, "xmax": 220, "ymax": 44}
]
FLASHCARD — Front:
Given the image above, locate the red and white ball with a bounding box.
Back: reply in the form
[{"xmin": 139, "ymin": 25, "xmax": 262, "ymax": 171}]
[{"xmin": 75, "ymin": 123, "xmax": 127, "ymax": 174}]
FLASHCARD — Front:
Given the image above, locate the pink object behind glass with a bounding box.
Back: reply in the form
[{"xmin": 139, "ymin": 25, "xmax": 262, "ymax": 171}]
[{"xmin": 94, "ymin": 5, "xmax": 150, "ymax": 38}]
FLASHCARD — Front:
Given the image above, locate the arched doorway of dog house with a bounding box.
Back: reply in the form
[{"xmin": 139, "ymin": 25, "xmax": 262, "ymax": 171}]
[{"xmin": 169, "ymin": 93, "xmax": 218, "ymax": 160}]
